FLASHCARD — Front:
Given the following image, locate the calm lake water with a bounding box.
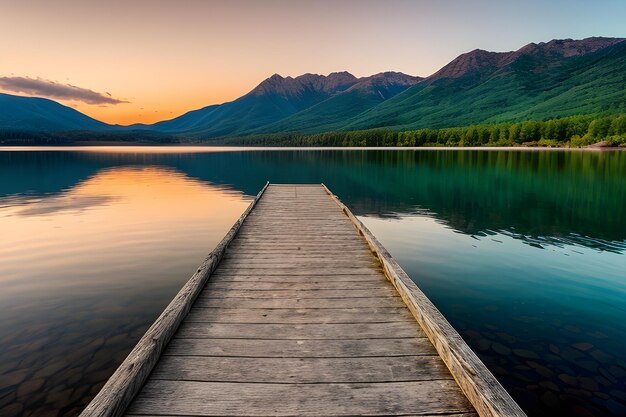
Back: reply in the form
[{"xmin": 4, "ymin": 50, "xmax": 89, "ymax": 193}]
[{"xmin": 0, "ymin": 147, "xmax": 625, "ymax": 417}]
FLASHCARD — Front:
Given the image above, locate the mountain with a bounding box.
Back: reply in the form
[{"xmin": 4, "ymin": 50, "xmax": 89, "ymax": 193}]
[
  {"xmin": 156, "ymin": 72, "xmax": 360, "ymax": 137},
  {"xmin": 1, "ymin": 36, "xmax": 624, "ymax": 140},
  {"xmin": 0, "ymin": 93, "xmax": 109, "ymax": 132},
  {"xmin": 251, "ymin": 72, "xmax": 422, "ymax": 134},
  {"xmin": 344, "ymin": 37, "xmax": 626, "ymax": 130}
]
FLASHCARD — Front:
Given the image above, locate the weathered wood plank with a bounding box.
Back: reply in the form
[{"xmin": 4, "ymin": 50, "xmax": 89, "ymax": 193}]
[
  {"xmin": 209, "ymin": 273, "xmax": 383, "ymax": 282},
  {"xmin": 185, "ymin": 307, "xmax": 413, "ymax": 323},
  {"xmin": 164, "ymin": 337, "xmax": 435, "ymax": 358},
  {"xmin": 199, "ymin": 288, "xmax": 397, "ymax": 299},
  {"xmin": 205, "ymin": 280, "xmax": 388, "ymax": 290},
  {"xmin": 150, "ymin": 355, "xmax": 451, "ymax": 383},
  {"xmin": 225, "ymin": 244, "xmax": 371, "ymax": 250},
  {"xmin": 176, "ymin": 321, "xmax": 421, "ymax": 340},
  {"xmin": 221, "ymin": 252, "xmax": 375, "ymax": 258},
  {"xmin": 195, "ymin": 296, "xmax": 404, "ymax": 309},
  {"xmin": 217, "ymin": 260, "xmax": 379, "ymax": 269},
  {"xmin": 126, "ymin": 380, "xmax": 474, "ymax": 416},
  {"xmin": 126, "ymin": 414, "xmax": 478, "ymax": 417},
  {"xmin": 214, "ymin": 267, "xmax": 381, "ymax": 275}
]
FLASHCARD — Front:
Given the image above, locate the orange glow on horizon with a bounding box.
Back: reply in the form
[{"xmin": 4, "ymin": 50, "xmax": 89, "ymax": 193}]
[{"xmin": 2, "ymin": 0, "xmax": 623, "ymax": 125}]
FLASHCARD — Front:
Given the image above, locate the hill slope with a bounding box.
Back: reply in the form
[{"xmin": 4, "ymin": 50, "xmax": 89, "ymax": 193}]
[
  {"xmin": 162, "ymin": 72, "xmax": 360, "ymax": 137},
  {"xmin": 251, "ymin": 72, "xmax": 422, "ymax": 134},
  {"xmin": 344, "ymin": 37, "xmax": 626, "ymax": 131},
  {"xmin": 0, "ymin": 93, "xmax": 109, "ymax": 131}
]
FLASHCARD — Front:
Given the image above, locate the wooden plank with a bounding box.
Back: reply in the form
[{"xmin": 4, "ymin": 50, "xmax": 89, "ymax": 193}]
[
  {"xmin": 239, "ymin": 222, "xmax": 356, "ymax": 227},
  {"xmin": 322, "ymin": 184, "xmax": 526, "ymax": 417},
  {"xmin": 164, "ymin": 337, "xmax": 435, "ymax": 358},
  {"xmin": 195, "ymin": 296, "xmax": 404, "ymax": 309},
  {"xmin": 209, "ymin": 274, "xmax": 384, "ymax": 283},
  {"xmin": 176, "ymin": 321, "xmax": 422, "ymax": 340},
  {"xmin": 222, "ymin": 252, "xmax": 374, "ymax": 257},
  {"xmin": 185, "ymin": 307, "xmax": 413, "ymax": 323},
  {"xmin": 205, "ymin": 280, "xmax": 388, "ymax": 290},
  {"xmin": 235, "ymin": 232, "xmax": 359, "ymax": 237},
  {"xmin": 150, "ymin": 355, "xmax": 451, "ymax": 383},
  {"xmin": 217, "ymin": 260, "xmax": 379, "ymax": 269},
  {"xmin": 200, "ymin": 288, "xmax": 397, "ymax": 299},
  {"xmin": 126, "ymin": 380, "xmax": 474, "ymax": 416},
  {"xmin": 225, "ymin": 244, "xmax": 370, "ymax": 250},
  {"xmin": 214, "ymin": 267, "xmax": 381, "ymax": 275},
  {"xmin": 127, "ymin": 413, "xmax": 478, "ymax": 417},
  {"xmin": 239, "ymin": 221, "xmax": 348, "ymax": 224},
  {"xmin": 221, "ymin": 252, "xmax": 375, "ymax": 258}
]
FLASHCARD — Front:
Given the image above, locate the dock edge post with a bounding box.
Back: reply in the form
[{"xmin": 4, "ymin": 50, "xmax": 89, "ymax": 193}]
[
  {"xmin": 79, "ymin": 181, "xmax": 270, "ymax": 417},
  {"xmin": 321, "ymin": 183, "xmax": 527, "ymax": 417}
]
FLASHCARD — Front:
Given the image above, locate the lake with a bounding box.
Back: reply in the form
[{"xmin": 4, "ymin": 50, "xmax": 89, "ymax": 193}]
[{"xmin": 0, "ymin": 147, "xmax": 625, "ymax": 417}]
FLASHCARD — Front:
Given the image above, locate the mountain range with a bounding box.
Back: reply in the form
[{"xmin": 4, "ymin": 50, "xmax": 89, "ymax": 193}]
[{"xmin": 0, "ymin": 36, "xmax": 624, "ymax": 140}]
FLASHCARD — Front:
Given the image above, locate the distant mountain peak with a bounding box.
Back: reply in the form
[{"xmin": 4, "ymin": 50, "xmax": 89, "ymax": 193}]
[
  {"xmin": 430, "ymin": 36, "xmax": 625, "ymax": 80},
  {"xmin": 511, "ymin": 37, "xmax": 624, "ymax": 59},
  {"xmin": 250, "ymin": 71, "xmax": 358, "ymax": 97},
  {"xmin": 429, "ymin": 49, "xmax": 509, "ymax": 79},
  {"xmin": 348, "ymin": 71, "xmax": 422, "ymax": 92}
]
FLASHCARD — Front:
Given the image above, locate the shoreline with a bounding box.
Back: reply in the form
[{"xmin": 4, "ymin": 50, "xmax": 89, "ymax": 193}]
[{"xmin": 0, "ymin": 143, "xmax": 624, "ymax": 152}]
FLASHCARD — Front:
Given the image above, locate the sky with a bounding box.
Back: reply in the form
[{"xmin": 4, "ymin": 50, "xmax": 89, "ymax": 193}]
[{"xmin": 1, "ymin": 0, "xmax": 625, "ymax": 125}]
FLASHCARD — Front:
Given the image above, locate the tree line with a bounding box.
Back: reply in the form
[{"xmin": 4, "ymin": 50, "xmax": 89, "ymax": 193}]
[
  {"xmin": 2, "ymin": 113, "xmax": 625, "ymax": 147},
  {"xmin": 221, "ymin": 114, "xmax": 626, "ymax": 147}
]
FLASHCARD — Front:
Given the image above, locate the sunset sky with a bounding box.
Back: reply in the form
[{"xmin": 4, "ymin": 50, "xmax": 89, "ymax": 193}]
[{"xmin": 2, "ymin": 0, "xmax": 625, "ymax": 125}]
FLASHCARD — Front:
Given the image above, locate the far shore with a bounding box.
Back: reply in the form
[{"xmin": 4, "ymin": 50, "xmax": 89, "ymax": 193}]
[{"xmin": 0, "ymin": 143, "xmax": 624, "ymax": 152}]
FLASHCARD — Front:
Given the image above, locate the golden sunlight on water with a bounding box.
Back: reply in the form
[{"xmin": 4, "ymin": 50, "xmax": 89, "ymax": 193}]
[
  {"xmin": 0, "ymin": 166, "xmax": 251, "ymax": 416},
  {"xmin": 0, "ymin": 166, "xmax": 250, "ymax": 292}
]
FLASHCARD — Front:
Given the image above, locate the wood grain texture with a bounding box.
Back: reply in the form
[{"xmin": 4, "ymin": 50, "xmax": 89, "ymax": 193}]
[
  {"xmin": 184, "ymin": 307, "xmax": 413, "ymax": 323},
  {"xmin": 195, "ymin": 296, "xmax": 404, "ymax": 309},
  {"xmin": 209, "ymin": 273, "xmax": 382, "ymax": 282},
  {"xmin": 126, "ymin": 380, "xmax": 473, "ymax": 416},
  {"xmin": 150, "ymin": 355, "xmax": 451, "ymax": 383},
  {"xmin": 164, "ymin": 337, "xmax": 436, "ymax": 358},
  {"xmin": 205, "ymin": 280, "xmax": 388, "ymax": 290},
  {"xmin": 199, "ymin": 287, "xmax": 398, "ymax": 299},
  {"xmin": 176, "ymin": 321, "xmax": 421, "ymax": 340}
]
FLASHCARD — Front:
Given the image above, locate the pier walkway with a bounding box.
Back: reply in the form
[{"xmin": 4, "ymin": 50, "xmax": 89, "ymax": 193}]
[{"xmin": 81, "ymin": 184, "xmax": 525, "ymax": 417}]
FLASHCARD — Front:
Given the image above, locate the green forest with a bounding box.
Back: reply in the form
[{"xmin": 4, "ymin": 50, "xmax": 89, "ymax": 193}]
[
  {"xmin": 222, "ymin": 114, "xmax": 626, "ymax": 147},
  {"xmin": 2, "ymin": 113, "xmax": 626, "ymax": 148}
]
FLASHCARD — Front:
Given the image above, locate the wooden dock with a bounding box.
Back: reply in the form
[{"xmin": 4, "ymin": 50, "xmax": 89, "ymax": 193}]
[{"xmin": 81, "ymin": 184, "xmax": 525, "ymax": 417}]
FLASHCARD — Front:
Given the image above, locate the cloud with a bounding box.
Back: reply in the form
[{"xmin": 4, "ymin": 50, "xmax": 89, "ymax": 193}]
[{"xmin": 0, "ymin": 76, "xmax": 128, "ymax": 105}]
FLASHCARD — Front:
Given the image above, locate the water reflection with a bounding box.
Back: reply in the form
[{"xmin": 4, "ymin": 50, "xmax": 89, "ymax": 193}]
[
  {"xmin": 0, "ymin": 165, "xmax": 250, "ymax": 416},
  {"xmin": 363, "ymin": 214, "xmax": 626, "ymax": 417},
  {"xmin": 0, "ymin": 147, "xmax": 624, "ymax": 417}
]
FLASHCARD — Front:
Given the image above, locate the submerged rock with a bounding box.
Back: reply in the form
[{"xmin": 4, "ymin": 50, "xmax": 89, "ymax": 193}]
[
  {"xmin": 540, "ymin": 390, "xmax": 560, "ymax": 408},
  {"xmin": 558, "ymin": 373, "xmax": 577, "ymax": 385},
  {"xmin": 513, "ymin": 349, "xmax": 540, "ymax": 359},
  {"xmin": 491, "ymin": 342, "xmax": 511, "ymax": 355},
  {"xmin": 572, "ymin": 342, "xmax": 594, "ymax": 351}
]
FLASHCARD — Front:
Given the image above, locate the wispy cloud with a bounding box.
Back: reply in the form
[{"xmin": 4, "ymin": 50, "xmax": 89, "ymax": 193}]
[{"xmin": 0, "ymin": 76, "xmax": 128, "ymax": 105}]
